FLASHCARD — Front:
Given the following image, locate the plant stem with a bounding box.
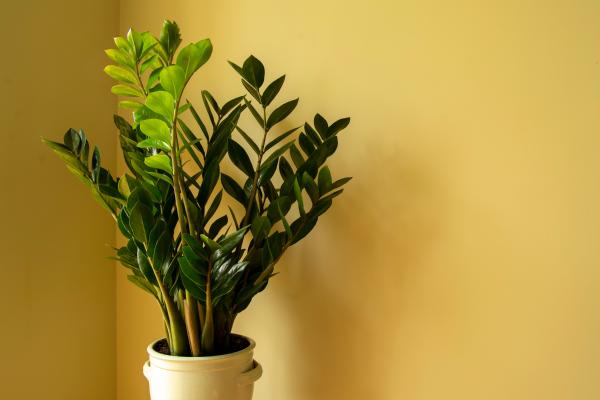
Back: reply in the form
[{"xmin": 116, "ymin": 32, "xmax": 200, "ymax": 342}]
[
  {"xmin": 184, "ymin": 290, "xmax": 202, "ymax": 356},
  {"xmin": 201, "ymin": 259, "xmax": 214, "ymax": 354},
  {"xmin": 240, "ymin": 106, "xmax": 269, "ymax": 228}
]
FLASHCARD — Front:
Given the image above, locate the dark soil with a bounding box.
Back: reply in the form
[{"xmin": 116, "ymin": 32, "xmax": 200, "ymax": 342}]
[{"xmin": 154, "ymin": 334, "xmax": 250, "ymax": 357}]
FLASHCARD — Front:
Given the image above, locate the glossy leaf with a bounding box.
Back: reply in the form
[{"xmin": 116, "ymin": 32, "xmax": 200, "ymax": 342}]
[
  {"xmin": 160, "ymin": 65, "xmax": 185, "ymax": 98},
  {"xmin": 266, "ymin": 98, "xmax": 298, "ymax": 131},
  {"xmin": 261, "ymin": 75, "xmax": 285, "ymax": 107},
  {"xmin": 176, "ymin": 39, "xmax": 212, "ymax": 79},
  {"xmin": 140, "ymin": 119, "xmax": 171, "ymax": 143},
  {"xmin": 228, "ymin": 140, "xmax": 254, "ymax": 177},
  {"xmin": 145, "ymin": 91, "xmax": 175, "ymax": 120},
  {"xmin": 104, "ymin": 65, "xmax": 137, "ymax": 84},
  {"xmin": 242, "ymin": 55, "xmax": 265, "ymax": 88},
  {"xmin": 144, "ymin": 154, "xmax": 173, "ymax": 174}
]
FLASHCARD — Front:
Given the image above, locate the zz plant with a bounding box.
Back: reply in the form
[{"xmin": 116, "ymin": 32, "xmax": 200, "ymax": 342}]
[{"xmin": 43, "ymin": 21, "xmax": 350, "ymax": 357}]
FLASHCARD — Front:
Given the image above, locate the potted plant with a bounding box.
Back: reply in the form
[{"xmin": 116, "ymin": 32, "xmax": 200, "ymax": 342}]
[{"xmin": 43, "ymin": 20, "xmax": 350, "ymax": 400}]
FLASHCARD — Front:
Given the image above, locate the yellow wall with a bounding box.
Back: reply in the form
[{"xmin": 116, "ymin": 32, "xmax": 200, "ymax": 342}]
[
  {"xmin": 115, "ymin": 1, "xmax": 600, "ymax": 399},
  {"xmin": 0, "ymin": 1, "xmax": 118, "ymax": 399}
]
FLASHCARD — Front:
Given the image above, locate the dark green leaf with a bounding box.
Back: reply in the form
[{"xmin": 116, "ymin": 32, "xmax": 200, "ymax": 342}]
[
  {"xmin": 221, "ymin": 174, "xmax": 247, "ymax": 205},
  {"xmin": 266, "ymin": 98, "xmax": 298, "ymax": 131},
  {"xmin": 235, "ymin": 126, "xmax": 260, "ymax": 155},
  {"xmin": 241, "ymin": 79, "xmax": 261, "ymax": 103},
  {"xmin": 209, "ymin": 215, "xmax": 228, "ymax": 238},
  {"xmin": 159, "ymin": 20, "xmax": 182, "ymax": 61},
  {"xmin": 318, "ymin": 166, "xmax": 332, "ymax": 194},
  {"xmin": 264, "ymin": 126, "xmax": 299, "ymax": 152},
  {"xmin": 242, "ymin": 55, "xmax": 265, "ymax": 88},
  {"xmin": 258, "ymin": 158, "xmax": 277, "ymax": 186},
  {"xmin": 289, "ymin": 144, "xmax": 304, "ymax": 169},
  {"xmin": 228, "ymin": 140, "xmax": 254, "ymax": 177},
  {"xmin": 137, "ymin": 248, "xmax": 158, "ymax": 284},
  {"xmin": 314, "ymin": 114, "xmax": 328, "ymax": 139},
  {"xmin": 243, "ymin": 98, "xmax": 264, "ymax": 128},
  {"xmin": 327, "ymin": 117, "xmax": 351, "ymax": 137},
  {"xmin": 261, "ymin": 75, "xmax": 285, "ymax": 107}
]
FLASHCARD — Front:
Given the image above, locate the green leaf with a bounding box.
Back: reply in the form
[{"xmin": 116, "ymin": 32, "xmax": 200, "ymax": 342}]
[
  {"xmin": 228, "ymin": 61, "xmax": 244, "ymax": 77},
  {"xmin": 140, "ymin": 54, "xmax": 159, "ymax": 74},
  {"xmin": 159, "ymin": 20, "xmax": 182, "ymax": 61},
  {"xmin": 111, "ymin": 84, "xmax": 143, "ymax": 97},
  {"xmin": 235, "ymin": 126, "xmax": 260, "ymax": 154},
  {"xmin": 126, "ymin": 28, "xmax": 144, "ymax": 57},
  {"xmin": 129, "ymin": 202, "xmax": 153, "ymax": 243},
  {"xmin": 145, "ymin": 91, "xmax": 175, "ymax": 120},
  {"xmin": 289, "ymin": 144, "xmax": 304, "ymax": 169},
  {"xmin": 119, "ymin": 100, "xmax": 143, "ymax": 111},
  {"xmin": 220, "ymin": 95, "xmax": 245, "ymax": 117},
  {"xmin": 318, "ymin": 166, "xmax": 332, "ymax": 194},
  {"xmin": 217, "ymin": 225, "xmax": 250, "ymax": 255},
  {"xmin": 176, "ymin": 39, "xmax": 213, "ymax": 79},
  {"xmin": 105, "ymin": 48, "xmax": 134, "ymax": 68},
  {"xmin": 127, "ymin": 275, "xmax": 158, "ymax": 298},
  {"xmin": 140, "ymin": 119, "xmax": 171, "ymax": 143},
  {"xmin": 261, "ymin": 140, "xmax": 295, "ymax": 167},
  {"xmin": 279, "ymin": 157, "xmax": 294, "ymax": 180},
  {"xmin": 208, "ymin": 215, "xmax": 228, "ymax": 238},
  {"xmin": 314, "ymin": 114, "xmax": 328, "ymax": 139},
  {"xmin": 242, "ymin": 55, "xmax": 265, "ymax": 88},
  {"xmin": 228, "ymin": 140, "xmax": 254, "ymax": 177},
  {"xmin": 221, "ymin": 174, "xmax": 247, "ymax": 205},
  {"xmin": 204, "ymin": 191, "xmax": 223, "ymax": 223},
  {"xmin": 137, "ymin": 138, "xmax": 171, "ymax": 152},
  {"xmin": 137, "ymin": 248, "xmax": 158, "ymax": 285},
  {"xmin": 291, "ymin": 216, "xmax": 318, "ymax": 244},
  {"xmin": 244, "ymin": 98, "xmax": 264, "ymax": 128},
  {"xmin": 264, "ymin": 126, "xmax": 300, "ymax": 152},
  {"xmin": 302, "ymin": 172, "xmax": 320, "ymax": 203},
  {"xmin": 144, "ymin": 154, "xmax": 172, "ymax": 174},
  {"xmin": 91, "ymin": 146, "xmax": 101, "ymax": 182},
  {"xmin": 298, "ymin": 133, "xmax": 316, "ymax": 156},
  {"xmin": 327, "ymin": 117, "xmax": 351, "ymax": 137},
  {"xmin": 330, "ymin": 177, "xmax": 352, "ymax": 191},
  {"xmin": 200, "ymin": 234, "xmax": 220, "ymax": 253},
  {"xmin": 261, "ymin": 75, "xmax": 285, "ymax": 107},
  {"xmin": 293, "ymin": 178, "xmax": 305, "ymax": 216},
  {"xmin": 266, "ymin": 98, "xmax": 299, "ymax": 131},
  {"xmin": 160, "ymin": 65, "xmax": 185, "ymax": 98},
  {"xmin": 241, "ymin": 79, "xmax": 261, "ymax": 103},
  {"xmin": 104, "ymin": 65, "xmax": 137, "ymax": 84},
  {"xmin": 114, "ymin": 36, "xmax": 133, "ymax": 54},
  {"xmin": 267, "ymin": 196, "xmax": 292, "ymax": 222},
  {"xmin": 197, "ymin": 160, "xmax": 220, "ymax": 205},
  {"xmin": 258, "ymin": 158, "xmax": 278, "ymax": 186},
  {"xmin": 251, "ymin": 215, "xmax": 271, "ymax": 242}
]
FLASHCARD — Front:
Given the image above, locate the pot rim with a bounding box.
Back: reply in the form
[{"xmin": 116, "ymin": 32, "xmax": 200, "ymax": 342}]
[{"xmin": 147, "ymin": 333, "xmax": 255, "ymax": 363}]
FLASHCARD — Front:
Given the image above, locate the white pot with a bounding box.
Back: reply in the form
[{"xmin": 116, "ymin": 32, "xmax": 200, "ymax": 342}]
[{"xmin": 143, "ymin": 335, "xmax": 262, "ymax": 400}]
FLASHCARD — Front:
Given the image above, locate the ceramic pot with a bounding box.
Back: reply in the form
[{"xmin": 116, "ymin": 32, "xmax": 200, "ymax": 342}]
[{"xmin": 143, "ymin": 334, "xmax": 262, "ymax": 400}]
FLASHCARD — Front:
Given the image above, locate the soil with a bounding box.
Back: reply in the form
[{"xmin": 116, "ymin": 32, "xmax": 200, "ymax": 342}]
[{"xmin": 154, "ymin": 335, "xmax": 250, "ymax": 357}]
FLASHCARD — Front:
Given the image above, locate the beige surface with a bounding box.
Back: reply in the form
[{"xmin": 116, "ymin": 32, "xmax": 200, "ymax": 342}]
[
  {"xmin": 0, "ymin": 1, "xmax": 118, "ymax": 399},
  {"xmin": 114, "ymin": 1, "xmax": 600, "ymax": 399}
]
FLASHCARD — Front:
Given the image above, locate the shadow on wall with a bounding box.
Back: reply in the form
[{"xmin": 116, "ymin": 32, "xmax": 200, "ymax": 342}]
[{"xmin": 268, "ymin": 138, "xmax": 445, "ymax": 399}]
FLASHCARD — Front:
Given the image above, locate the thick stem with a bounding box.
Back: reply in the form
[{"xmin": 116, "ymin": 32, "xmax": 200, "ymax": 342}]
[
  {"xmin": 184, "ymin": 290, "xmax": 202, "ymax": 356},
  {"xmin": 201, "ymin": 261, "xmax": 214, "ymax": 354},
  {"xmin": 156, "ymin": 277, "xmax": 189, "ymax": 356}
]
